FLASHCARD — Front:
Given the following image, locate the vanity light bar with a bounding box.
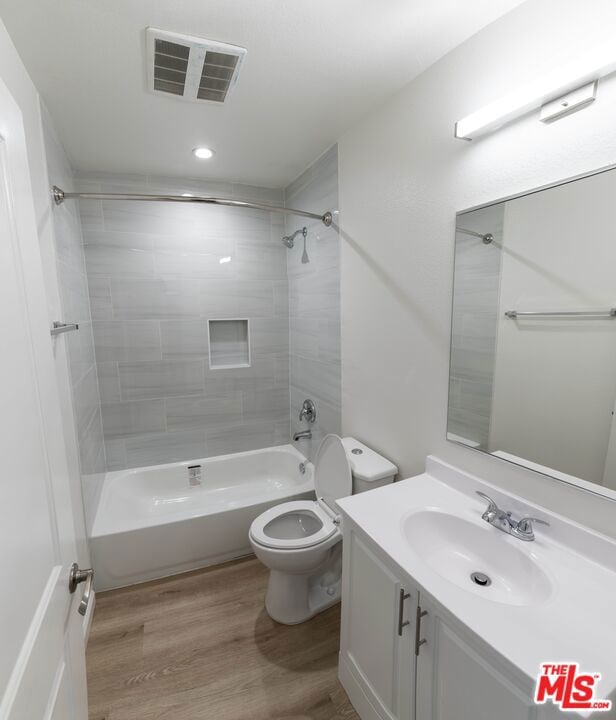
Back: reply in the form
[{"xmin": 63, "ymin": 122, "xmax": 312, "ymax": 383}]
[{"xmin": 454, "ymin": 41, "xmax": 616, "ymax": 140}]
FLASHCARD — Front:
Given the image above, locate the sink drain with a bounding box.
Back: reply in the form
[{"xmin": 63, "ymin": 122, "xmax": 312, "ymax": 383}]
[{"xmin": 470, "ymin": 571, "xmax": 491, "ymax": 587}]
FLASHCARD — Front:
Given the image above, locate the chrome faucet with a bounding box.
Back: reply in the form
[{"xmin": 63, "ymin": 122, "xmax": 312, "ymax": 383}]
[
  {"xmin": 476, "ymin": 491, "xmax": 549, "ymax": 541},
  {"xmin": 294, "ymin": 399, "xmax": 316, "ymax": 441},
  {"xmin": 299, "ymin": 399, "xmax": 317, "ymax": 424}
]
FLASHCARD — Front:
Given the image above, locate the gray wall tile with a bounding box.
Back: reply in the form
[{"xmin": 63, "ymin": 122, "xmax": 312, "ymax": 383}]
[
  {"xmin": 123, "ymin": 429, "xmax": 208, "ymax": 468},
  {"xmin": 93, "ymin": 320, "xmax": 161, "ymax": 362},
  {"xmin": 165, "ymin": 394, "xmax": 243, "ymax": 432},
  {"xmin": 243, "ymin": 387, "xmax": 290, "ymax": 424},
  {"xmin": 118, "ymin": 360, "xmax": 205, "ymax": 400},
  {"xmin": 161, "ymin": 320, "xmax": 209, "ymax": 360},
  {"xmin": 97, "ymin": 362, "xmax": 122, "ymax": 404},
  {"xmin": 88, "ymin": 277, "xmax": 113, "ymax": 320},
  {"xmin": 101, "ymin": 399, "xmax": 166, "ymax": 439},
  {"xmin": 110, "ymin": 277, "xmax": 203, "ymax": 320},
  {"xmin": 203, "ymin": 357, "xmax": 278, "ymax": 394},
  {"xmin": 78, "ymin": 172, "xmax": 294, "ymax": 468},
  {"xmin": 85, "ymin": 242, "xmax": 157, "ymax": 277},
  {"xmin": 284, "ymin": 145, "xmax": 341, "ymax": 460}
]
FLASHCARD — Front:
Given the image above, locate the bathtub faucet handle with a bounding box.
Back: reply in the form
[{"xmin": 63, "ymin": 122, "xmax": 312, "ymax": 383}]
[{"xmin": 299, "ymin": 399, "xmax": 317, "ymax": 424}]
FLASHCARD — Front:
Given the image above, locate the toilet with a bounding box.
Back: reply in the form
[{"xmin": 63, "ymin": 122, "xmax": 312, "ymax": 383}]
[{"xmin": 249, "ymin": 435, "xmax": 397, "ymax": 624}]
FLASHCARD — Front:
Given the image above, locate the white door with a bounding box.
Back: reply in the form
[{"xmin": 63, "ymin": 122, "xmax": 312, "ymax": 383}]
[
  {"xmin": 339, "ymin": 528, "xmax": 416, "ymax": 720},
  {"xmin": 0, "ymin": 76, "xmax": 89, "ymax": 719}
]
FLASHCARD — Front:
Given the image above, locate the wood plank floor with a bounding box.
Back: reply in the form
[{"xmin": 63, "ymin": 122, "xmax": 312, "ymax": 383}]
[{"xmin": 87, "ymin": 556, "xmax": 360, "ymax": 720}]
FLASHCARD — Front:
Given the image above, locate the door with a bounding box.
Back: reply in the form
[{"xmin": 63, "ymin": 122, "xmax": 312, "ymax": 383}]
[
  {"xmin": 339, "ymin": 526, "xmax": 416, "ymax": 720},
  {"xmin": 0, "ymin": 76, "xmax": 89, "ymax": 718},
  {"xmin": 415, "ymin": 594, "xmax": 537, "ymax": 720}
]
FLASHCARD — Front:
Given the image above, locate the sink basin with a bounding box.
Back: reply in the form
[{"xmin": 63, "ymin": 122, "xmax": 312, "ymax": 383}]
[{"xmin": 402, "ymin": 510, "xmax": 552, "ymax": 606}]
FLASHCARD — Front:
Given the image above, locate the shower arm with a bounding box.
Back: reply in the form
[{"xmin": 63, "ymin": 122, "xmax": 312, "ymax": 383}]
[{"xmin": 52, "ymin": 186, "xmax": 333, "ymax": 227}]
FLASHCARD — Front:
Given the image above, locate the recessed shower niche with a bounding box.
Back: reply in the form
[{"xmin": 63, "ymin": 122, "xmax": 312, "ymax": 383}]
[{"xmin": 208, "ymin": 318, "xmax": 250, "ymax": 369}]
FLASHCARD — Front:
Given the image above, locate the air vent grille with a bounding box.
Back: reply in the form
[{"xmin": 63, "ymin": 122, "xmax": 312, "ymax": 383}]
[
  {"xmin": 147, "ymin": 28, "xmax": 246, "ymax": 104},
  {"xmin": 153, "ymin": 39, "xmax": 189, "ymax": 96},
  {"xmin": 198, "ymin": 51, "xmax": 239, "ymax": 102}
]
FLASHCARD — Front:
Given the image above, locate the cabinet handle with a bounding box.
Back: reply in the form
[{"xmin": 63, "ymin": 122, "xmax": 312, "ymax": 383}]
[
  {"xmin": 415, "ymin": 606, "xmax": 428, "ymax": 655},
  {"xmin": 397, "ymin": 588, "xmax": 410, "ymax": 636}
]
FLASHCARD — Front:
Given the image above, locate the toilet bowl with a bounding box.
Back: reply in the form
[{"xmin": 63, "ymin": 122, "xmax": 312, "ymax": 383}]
[{"xmin": 249, "ymin": 434, "xmax": 397, "ymax": 624}]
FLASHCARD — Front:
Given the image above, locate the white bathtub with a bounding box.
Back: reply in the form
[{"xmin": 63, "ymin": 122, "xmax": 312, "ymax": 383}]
[{"xmin": 89, "ymin": 444, "xmax": 314, "ymax": 590}]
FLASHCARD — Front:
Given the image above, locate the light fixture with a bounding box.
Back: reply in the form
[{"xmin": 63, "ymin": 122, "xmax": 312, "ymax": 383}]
[
  {"xmin": 193, "ymin": 147, "xmax": 214, "ymax": 159},
  {"xmin": 181, "ymin": 193, "xmax": 194, "ymax": 197},
  {"xmin": 455, "ymin": 41, "xmax": 616, "ymax": 140},
  {"xmin": 219, "ymin": 256, "xmax": 231, "ymax": 264}
]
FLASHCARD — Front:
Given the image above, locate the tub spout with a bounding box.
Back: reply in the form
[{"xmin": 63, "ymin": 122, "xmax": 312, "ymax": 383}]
[{"xmin": 293, "ymin": 429, "xmax": 312, "ymax": 442}]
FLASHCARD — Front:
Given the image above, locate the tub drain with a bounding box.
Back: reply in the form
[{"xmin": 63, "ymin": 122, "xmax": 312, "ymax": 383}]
[{"xmin": 470, "ymin": 571, "xmax": 491, "ymax": 587}]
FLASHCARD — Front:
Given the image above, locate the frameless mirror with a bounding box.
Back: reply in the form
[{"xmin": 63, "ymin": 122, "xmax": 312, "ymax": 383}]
[{"xmin": 448, "ymin": 166, "xmax": 616, "ymax": 498}]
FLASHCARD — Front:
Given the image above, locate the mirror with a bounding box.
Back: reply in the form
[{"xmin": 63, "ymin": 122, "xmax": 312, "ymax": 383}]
[{"xmin": 448, "ymin": 167, "xmax": 616, "ymax": 498}]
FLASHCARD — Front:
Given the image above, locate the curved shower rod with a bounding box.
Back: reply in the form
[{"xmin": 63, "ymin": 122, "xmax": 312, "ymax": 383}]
[{"xmin": 52, "ymin": 186, "xmax": 333, "ymax": 227}]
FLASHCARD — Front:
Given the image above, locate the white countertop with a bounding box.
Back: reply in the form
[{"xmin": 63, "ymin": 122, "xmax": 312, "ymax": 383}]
[{"xmin": 337, "ymin": 456, "xmax": 616, "ymax": 711}]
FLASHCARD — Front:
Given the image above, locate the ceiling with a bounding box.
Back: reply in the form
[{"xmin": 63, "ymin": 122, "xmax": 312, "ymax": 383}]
[{"xmin": 0, "ymin": 0, "xmax": 526, "ymax": 187}]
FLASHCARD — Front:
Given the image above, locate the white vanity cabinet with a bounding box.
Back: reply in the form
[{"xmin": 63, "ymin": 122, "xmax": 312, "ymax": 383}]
[
  {"xmin": 339, "ymin": 520, "xmax": 558, "ymax": 720},
  {"xmin": 339, "ymin": 524, "xmax": 418, "ymax": 720}
]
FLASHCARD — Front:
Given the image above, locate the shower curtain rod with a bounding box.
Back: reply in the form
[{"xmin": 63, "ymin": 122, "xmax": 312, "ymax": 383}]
[
  {"xmin": 52, "ymin": 186, "xmax": 333, "ymax": 227},
  {"xmin": 455, "ymin": 226, "xmax": 494, "ymax": 244}
]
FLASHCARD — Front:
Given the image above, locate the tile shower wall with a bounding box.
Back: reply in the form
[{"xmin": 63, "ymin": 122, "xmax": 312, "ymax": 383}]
[
  {"xmin": 285, "ymin": 145, "xmax": 341, "ymax": 458},
  {"xmin": 448, "ymin": 204, "xmax": 504, "ymax": 448},
  {"xmin": 78, "ymin": 173, "xmax": 290, "ymax": 470},
  {"xmin": 43, "ymin": 112, "xmax": 106, "ymax": 524}
]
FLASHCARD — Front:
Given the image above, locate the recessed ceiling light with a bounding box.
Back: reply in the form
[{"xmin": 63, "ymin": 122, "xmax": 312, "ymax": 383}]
[{"xmin": 193, "ymin": 146, "xmax": 214, "ymax": 160}]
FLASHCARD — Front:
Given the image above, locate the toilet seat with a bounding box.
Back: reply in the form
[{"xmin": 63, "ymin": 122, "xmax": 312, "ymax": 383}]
[{"xmin": 249, "ymin": 500, "xmax": 338, "ymax": 550}]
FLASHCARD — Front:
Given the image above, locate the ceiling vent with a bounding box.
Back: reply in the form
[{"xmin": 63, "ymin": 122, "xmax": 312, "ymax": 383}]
[{"xmin": 146, "ymin": 28, "xmax": 246, "ymax": 103}]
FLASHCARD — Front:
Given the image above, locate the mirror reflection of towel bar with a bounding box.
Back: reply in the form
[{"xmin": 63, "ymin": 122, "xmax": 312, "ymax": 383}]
[
  {"xmin": 51, "ymin": 321, "xmax": 79, "ymax": 336},
  {"xmin": 505, "ymin": 309, "xmax": 616, "ymax": 318}
]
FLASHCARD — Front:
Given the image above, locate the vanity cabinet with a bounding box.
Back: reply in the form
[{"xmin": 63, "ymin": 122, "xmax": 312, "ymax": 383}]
[
  {"xmin": 339, "ymin": 525, "xmax": 418, "ymax": 720},
  {"xmin": 340, "ymin": 521, "xmax": 558, "ymax": 720}
]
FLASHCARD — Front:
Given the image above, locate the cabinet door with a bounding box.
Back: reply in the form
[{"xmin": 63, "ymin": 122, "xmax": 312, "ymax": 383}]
[
  {"xmin": 339, "ymin": 527, "xmax": 416, "ymax": 720},
  {"xmin": 415, "ymin": 595, "xmax": 538, "ymax": 720}
]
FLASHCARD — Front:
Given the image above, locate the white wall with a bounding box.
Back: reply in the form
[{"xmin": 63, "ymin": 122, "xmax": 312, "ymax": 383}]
[
  {"xmin": 0, "ymin": 18, "xmax": 89, "ymax": 564},
  {"xmin": 489, "ymin": 171, "xmax": 616, "ymax": 485},
  {"xmin": 338, "ymin": 0, "xmax": 616, "ymax": 537}
]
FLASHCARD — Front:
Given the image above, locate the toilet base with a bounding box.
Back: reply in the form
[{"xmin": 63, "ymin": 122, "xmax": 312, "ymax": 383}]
[{"xmin": 264, "ymin": 543, "xmax": 343, "ymax": 625}]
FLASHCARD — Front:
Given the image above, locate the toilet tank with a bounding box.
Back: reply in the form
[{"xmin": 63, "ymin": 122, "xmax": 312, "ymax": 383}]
[{"xmin": 342, "ymin": 437, "xmax": 398, "ymax": 494}]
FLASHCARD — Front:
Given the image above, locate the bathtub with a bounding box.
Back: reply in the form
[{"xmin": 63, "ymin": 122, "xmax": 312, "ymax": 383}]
[{"xmin": 89, "ymin": 444, "xmax": 314, "ymax": 590}]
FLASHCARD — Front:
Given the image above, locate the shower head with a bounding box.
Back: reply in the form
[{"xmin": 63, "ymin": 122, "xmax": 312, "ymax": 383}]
[{"xmin": 282, "ymin": 226, "xmax": 307, "ymax": 248}]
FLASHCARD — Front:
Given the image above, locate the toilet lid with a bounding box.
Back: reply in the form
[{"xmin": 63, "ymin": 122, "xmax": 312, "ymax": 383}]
[{"xmin": 314, "ymin": 434, "xmax": 352, "ymax": 513}]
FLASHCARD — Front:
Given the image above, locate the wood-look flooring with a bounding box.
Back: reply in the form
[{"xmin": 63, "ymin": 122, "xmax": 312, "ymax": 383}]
[{"xmin": 87, "ymin": 556, "xmax": 359, "ymax": 720}]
